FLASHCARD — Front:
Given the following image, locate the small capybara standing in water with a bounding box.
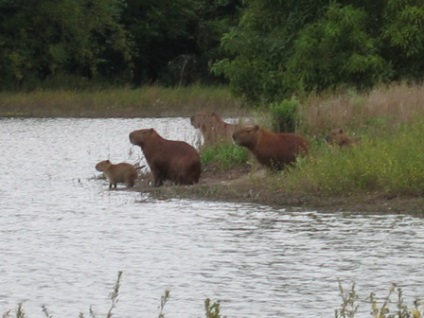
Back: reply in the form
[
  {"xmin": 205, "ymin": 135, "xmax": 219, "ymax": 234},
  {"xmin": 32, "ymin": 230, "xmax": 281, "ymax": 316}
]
[
  {"xmin": 95, "ymin": 160, "xmax": 138, "ymax": 189},
  {"xmin": 129, "ymin": 128, "xmax": 201, "ymax": 186},
  {"xmin": 325, "ymin": 128, "xmax": 356, "ymax": 147},
  {"xmin": 232, "ymin": 125, "xmax": 309, "ymax": 170}
]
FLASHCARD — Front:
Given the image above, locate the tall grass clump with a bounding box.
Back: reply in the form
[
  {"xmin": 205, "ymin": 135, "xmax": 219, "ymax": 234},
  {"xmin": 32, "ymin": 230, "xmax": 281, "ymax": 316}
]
[
  {"xmin": 335, "ymin": 281, "xmax": 424, "ymax": 318},
  {"xmin": 300, "ymin": 82, "xmax": 424, "ymax": 137},
  {"xmin": 200, "ymin": 142, "xmax": 249, "ymax": 171},
  {"xmin": 279, "ymin": 121, "xmax": 424, "ymax": 195}
]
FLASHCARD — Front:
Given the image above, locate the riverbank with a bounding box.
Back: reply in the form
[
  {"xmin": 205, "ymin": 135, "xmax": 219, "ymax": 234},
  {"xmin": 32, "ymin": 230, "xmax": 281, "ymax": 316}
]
[
  {"xmin": 0, "ymin": 85, "xmax": 243, "ymax": 118},
  {"xmin": 2, "ymin": 84, "xmax": 423, "ymax": 215},
  {"xmin": 134, "ymin": 166, "xmax": 424, "ymax": 216}
]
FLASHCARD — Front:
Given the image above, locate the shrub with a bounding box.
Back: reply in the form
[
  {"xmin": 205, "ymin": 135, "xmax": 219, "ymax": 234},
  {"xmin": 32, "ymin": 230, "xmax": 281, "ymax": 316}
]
[
  {"xmin": 269, "ymin": 98, "xmax": 299, "ymax": 132},
  {"xmin": 200, "ymin": 142, "xmax": 249, "ymax": 171}
]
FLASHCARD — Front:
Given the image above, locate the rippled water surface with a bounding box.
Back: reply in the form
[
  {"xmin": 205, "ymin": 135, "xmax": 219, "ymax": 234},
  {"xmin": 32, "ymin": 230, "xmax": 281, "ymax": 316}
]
[{"xmin": 1, "ymin": 118, "xmax": 423, "ymax": 317}]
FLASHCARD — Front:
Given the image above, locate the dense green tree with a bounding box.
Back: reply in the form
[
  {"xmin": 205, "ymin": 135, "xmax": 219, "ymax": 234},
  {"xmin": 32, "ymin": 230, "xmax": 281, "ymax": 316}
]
[
  {"xmin": 381, "ymin": 0, "xmax": 424, "ymax": 79},
  {"xmin": 0, "ymin": 0, "xmax": 132, "ymax": 89},
  {"xmin": 284, "ymin": 4, "xmax": 389, "ymax": 93},
  {"xmin": 0, "ymin": 0, "xmax": 240, "ymax": 89},
  {"xmin": 121, "ymin": 0, "xmax": 241, "ymax": 85},
  {"xmin": 213, "ymin": 0, "xmax": 424, "ymax": 104}
]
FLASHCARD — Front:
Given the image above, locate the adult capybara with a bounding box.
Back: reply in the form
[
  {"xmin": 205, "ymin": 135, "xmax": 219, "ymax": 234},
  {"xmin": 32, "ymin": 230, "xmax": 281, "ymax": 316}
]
[
  {"xmin": 232, "ymin": 125, "xmax": 309, "ymax": 170},
  {"xmin": 325, "ymin": 128, "xmax": 356, "ymax": 147},
  {"xmin": 129, "ymin": 128, "xmax": 201, "ymax": 186},
  {"xmin": 95, "ymin": 160, "xmax": 138, "ymax": 189},
  {"xmin": 190, "ymin": 111, "xmax": 240, "ymax": 145}
]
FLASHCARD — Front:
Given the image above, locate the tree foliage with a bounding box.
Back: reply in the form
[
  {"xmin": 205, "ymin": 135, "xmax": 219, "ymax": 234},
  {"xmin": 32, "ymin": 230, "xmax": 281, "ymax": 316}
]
[
  {"xmin": 213, "ymin": 0, "xmax": 424, "ymax": 103},
  {"xmin": 1, "ymin": 0, "xmax": 424, "ymax": 97},
  {"xmin": 0, "ymin": 0, "xmax": 132, "ymax": 89},
  {"xmin": 0, "ymin": 0, "xmax": 241, "ymax": 90}
]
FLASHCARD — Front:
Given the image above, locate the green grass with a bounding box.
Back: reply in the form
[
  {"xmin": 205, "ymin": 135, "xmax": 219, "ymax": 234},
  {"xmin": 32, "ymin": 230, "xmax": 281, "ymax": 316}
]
[
  {"xmin": 0, "ymin": 85, "xmax": 243, "ymax": 118},
  {"xmin": 276, "ymin": 121, "xmax": 424, "ymax": 195},
  {"xmin": 200, "ymin": 142, "xmax": 249, "ymax": 172}
]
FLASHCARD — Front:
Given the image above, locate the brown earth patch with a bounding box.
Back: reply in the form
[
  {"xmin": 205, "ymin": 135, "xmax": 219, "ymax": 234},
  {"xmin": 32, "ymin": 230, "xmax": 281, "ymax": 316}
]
[{"xmin": 134, "ymin": 165, "xmax": 424, "ymax": 216}]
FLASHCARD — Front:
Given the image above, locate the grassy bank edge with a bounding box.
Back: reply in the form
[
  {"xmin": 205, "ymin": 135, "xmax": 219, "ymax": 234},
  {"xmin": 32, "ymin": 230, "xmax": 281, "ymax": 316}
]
[
  {"xmin": 3, "ymin": 83, "xmax": 424, "ymax": 215},
  {"xmin": 0, "ymin": 85, "xmax": 243, "ymax": 118}
]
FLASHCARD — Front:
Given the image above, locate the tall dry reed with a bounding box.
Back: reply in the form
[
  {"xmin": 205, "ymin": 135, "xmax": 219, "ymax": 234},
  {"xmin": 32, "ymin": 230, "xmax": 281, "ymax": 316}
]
[{"xmin": 301, "ymin": 82, "xmax": 424, "ymax": 137}]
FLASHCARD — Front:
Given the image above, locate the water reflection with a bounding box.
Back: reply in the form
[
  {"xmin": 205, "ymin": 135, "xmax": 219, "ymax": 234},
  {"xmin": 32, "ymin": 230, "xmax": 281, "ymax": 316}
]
[{"xmin": 0, "ymin": 118, "xmax": 423, "ymax": 317}]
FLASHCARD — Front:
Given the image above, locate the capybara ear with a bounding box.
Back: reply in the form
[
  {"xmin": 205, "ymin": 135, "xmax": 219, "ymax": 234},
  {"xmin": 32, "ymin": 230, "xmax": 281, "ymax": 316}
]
[
  {"xmin": 254, "ymin": 125, "xmax": 259, "ymax": 131},
  {"xmin": 106, "ymin": 159, "xmax": 111, "ymax": 164},
  {"xmin": 339, "ymin": 129, "xmax": 344, "ymax": 133},
  {"xmin": 149, "ymin": 128, "xmax": 154, "ymax": 133}
]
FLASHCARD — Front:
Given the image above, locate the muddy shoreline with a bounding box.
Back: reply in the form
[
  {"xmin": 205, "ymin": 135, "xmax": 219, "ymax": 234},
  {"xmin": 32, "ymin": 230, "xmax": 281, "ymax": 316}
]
[{"xmin": 134, "ymin": 168, "xmax": 424, "ymax": 216}]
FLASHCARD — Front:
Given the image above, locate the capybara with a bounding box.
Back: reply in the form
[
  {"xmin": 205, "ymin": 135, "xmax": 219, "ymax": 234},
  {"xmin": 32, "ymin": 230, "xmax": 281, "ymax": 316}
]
[
  {"xmin": 129, "ymin": 128, "xmax": 201, "ymax": 186},
  {"xmin": 325, "ymin": 128, "xmax": 356, "ymax": 147},
  {"xmin": 190, "ymin": 111, "xmax": 240, "ymax": 145},
  {"xmin": 232, "ymin": 125, "xmax": 309, "ymax": 170},
  {"xmin": 95, "ymin": 160, "xmax": 138, "ymax": 189}
]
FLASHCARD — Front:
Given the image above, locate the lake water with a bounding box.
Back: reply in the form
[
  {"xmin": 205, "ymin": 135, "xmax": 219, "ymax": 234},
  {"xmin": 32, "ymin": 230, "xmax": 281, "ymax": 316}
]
[{"xmin": 0, "ymin": 118, "xmax": 423, "ymax": 318}]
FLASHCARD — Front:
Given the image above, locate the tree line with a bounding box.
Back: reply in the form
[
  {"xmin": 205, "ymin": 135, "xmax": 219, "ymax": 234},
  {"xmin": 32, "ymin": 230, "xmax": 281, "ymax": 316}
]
[{"xmin": 1, "ymin": 0, "xmax": 423, "ymax": 103}]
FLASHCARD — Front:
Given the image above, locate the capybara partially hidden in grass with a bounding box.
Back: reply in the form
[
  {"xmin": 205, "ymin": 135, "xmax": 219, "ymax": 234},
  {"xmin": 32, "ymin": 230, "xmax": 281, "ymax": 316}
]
[
  {"xmin": 129, "ymin": 128, "xmax": 201, "ymax": 186},
  {"xmin": 95, "ymin": 160, "xmax": 138, "ymax": 189},
  {"xmin": 190, "ymin": 111, "xmax": 240, "ymax": 145},
  {"xmin": 325, "ymin": 128, "xmax": 357, "ymax": 147},
  {"xmin": 232, "ymin": 125, "xmax": 309, "ymax": 170}
]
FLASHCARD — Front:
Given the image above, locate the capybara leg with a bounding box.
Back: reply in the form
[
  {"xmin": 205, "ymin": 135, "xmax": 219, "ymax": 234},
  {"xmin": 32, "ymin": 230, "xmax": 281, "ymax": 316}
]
[
  {"xmin": 152, "ymin": 171, "xmax": 164, "ymax": 187},
  {"xmin": 153, "ymin": 178, "xmax": 163, "ymax": 187},
  {"xmin": 109, "ymin": 182, "xmax": 117, "ymax": 189},
  {"xmin": 127, "ymin": 180, "xmax": 135, "ymax": 188}
]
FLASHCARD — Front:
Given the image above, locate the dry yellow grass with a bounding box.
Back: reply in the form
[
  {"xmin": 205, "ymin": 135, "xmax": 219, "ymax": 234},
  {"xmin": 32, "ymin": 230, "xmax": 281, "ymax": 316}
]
[{"xmin": 301, "ymin": 82, "xmax": 424, "ymax": 136}]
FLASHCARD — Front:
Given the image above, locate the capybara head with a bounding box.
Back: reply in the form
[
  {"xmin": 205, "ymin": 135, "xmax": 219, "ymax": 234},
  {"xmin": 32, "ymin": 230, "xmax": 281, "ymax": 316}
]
[
  {"xmin": 232, "ymin": 125, "xmax": 260, "ymax": 149},
  {"xmin": 129, "ymin": 128, "xmax": 157, "ymax": 148},
  {"xmin": 190, "ymin": 111, "xmax": 220, "ymax": 129},
  {"xmin": 95, "ymin": 159, "xmax": 112, "ymax": 172},
  {"xmin": 325, "ymin": 128, "xmax": 354, "ymax": 147}
]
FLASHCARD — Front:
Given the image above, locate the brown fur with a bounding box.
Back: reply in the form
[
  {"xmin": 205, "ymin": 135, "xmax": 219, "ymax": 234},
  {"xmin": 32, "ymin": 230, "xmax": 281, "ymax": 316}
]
[
  {"xmin": 232, "ymin": 125, "xmax": 309, "ymax": 170},
  {"xmin": 190, "ymin": 111, "xmax": 240, "ymax": 145},
  {"xmin": 325, "ymin": 128, "xmax": 356, "ymax": 147},
  {"xmin": 95, "ymin": 160, "xmax": 138, "ymax": 189},
  {"xmin": 129, "ymin": 128, "xmax": 201, "ymax": 186}
]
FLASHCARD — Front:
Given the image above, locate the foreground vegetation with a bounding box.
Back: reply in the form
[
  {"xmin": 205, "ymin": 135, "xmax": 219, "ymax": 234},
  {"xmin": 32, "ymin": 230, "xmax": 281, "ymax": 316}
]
[{"xmin": 4, "ymin": 272, "xmax": 423, "ymax": 318}]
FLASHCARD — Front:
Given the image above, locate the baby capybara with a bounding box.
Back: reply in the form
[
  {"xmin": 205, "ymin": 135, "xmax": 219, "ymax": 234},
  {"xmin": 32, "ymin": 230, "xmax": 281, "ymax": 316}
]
[{"xmin": 95, "ymin": 160, "xmax": 138, "ymax": 189}]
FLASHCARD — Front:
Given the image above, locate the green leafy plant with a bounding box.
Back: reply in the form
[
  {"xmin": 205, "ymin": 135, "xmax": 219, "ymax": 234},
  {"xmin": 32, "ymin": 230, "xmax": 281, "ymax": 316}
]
[
  {"xmin": 335, "ymin": 279, "xmax": 359, "ymax": 318},
  {"xmin": 203, "ymin": 298, "xmax": 226, "ymax": 318},
  {"xmin": 335, "ymin": 281, "xmax": 424, "ymax": 318},
  {"xmin": 200, "ymin": 142, "xmax": 249, "ymax": 171},
  {"xmin": 269, "ymin": 98, "xmax": 299, "ymax": 132}
]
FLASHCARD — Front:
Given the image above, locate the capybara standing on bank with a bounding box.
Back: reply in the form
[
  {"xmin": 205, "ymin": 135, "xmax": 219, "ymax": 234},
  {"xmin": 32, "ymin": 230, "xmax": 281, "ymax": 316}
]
[
  {"xmin": 190, "ymin": 111, "xmax": 240, "ymax": 145},
  {"xmin": 325, "ymin": 128, "xmax": 356, "ymax": 147},
  {"xmin": 95, "ymin": 160, "xmax": 138, "ymax": 189},
  {"xmin": 232, "ymin": 125, "xmax": 309, "ymax": 170},
  {"xmin": 129, "ymin": 128, "xmax": 201, "ymax": 186}
]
